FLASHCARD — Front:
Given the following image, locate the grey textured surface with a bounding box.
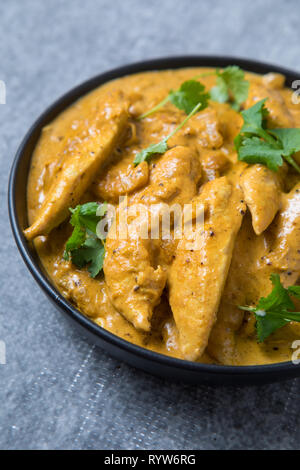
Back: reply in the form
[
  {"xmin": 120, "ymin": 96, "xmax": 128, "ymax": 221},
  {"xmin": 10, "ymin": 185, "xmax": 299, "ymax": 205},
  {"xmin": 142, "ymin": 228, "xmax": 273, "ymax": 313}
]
[{"xmin": 1, "ymin": 0, "xmax": 300, "ymax": 450}]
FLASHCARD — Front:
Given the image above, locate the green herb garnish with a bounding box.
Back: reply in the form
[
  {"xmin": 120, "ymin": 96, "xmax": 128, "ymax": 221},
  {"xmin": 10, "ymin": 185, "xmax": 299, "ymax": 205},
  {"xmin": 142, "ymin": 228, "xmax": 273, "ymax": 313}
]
[
  {"xmin": 139, "ymin": 66, "xmax": 248, "ymax": 119},
  {"xmin": 235, "ymin": 99, "xmax": 300, "ymax": 173},
  {"xmin": 63, "ymin": 202, "xmax": 107, "ymax": 278},
  {"xmin": 239, "ymin": 274, "xmax": 300, "ymax": 342},
  {"xmin": 70, "ymin": 237, "xmax": 105, "ymax": 279},
  {"xmin": 209, "ymin": 66, "xmax": 249, "ymax": 110},
  {"xmin": 134, "ymin": 102, "xmax": 202, "ymax": 165},
  {"xmin": 133, "ymin": 140, "xmax": 169, "ymax": 166},
  {"xmin": 138, "ymin": 80, "xmax": 209, "ymax": 119}
]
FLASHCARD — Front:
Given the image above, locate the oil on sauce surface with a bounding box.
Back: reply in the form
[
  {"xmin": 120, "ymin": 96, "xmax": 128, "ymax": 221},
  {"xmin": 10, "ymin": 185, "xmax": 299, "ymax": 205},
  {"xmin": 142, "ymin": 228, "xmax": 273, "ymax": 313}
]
[{"xmin": 27, "ymin": 68, "xmax": 300, "ymax": 365}]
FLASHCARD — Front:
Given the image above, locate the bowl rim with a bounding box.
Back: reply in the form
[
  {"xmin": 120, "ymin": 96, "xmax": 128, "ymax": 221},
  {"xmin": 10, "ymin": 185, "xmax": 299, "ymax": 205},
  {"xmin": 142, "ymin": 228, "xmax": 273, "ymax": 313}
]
[{"xmin": 8, "ymin": 55, "xmax": 300, "ymax": 378}]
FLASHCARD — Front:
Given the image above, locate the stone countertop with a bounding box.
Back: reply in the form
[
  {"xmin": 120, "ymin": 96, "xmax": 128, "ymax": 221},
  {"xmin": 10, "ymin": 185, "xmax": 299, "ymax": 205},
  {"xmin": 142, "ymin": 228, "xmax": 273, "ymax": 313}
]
[{"xmin": 0, "ymin": 0, "xmax": 299, "ymax": 450}]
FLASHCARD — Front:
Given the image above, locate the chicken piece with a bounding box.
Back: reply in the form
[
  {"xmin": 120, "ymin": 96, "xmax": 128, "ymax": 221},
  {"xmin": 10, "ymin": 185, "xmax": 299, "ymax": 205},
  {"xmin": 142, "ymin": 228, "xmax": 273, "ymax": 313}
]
[
  {"xmin": 245, "ymin": 83, "xmax": 294, "ymax": 128},
  {"xmin": 168, "ymin": 177, "xmax": 246, "ymax": 360},
  {"xmin": 240, "ymin": 164, "xmax": 281, "ymax": 235},
  {"xmin": 104, "ymin": 146, "xmax": 201, "ymax": 331},
  {"xmin": 208, "ymin": 184, "xmax": 300, "ymax": 364},
  {"xmin": 207, "ymin": 303, "xmax": 245, "ymax": 365},
  {"xmin": 200, "ymin": 150, "xmax": 230, "ymax": 182},
  {"xmin": 104, "ymin": 235, "xmax": 167, "ymax": 331},
  {"xmin": 268, "ymin": 182, "xmax": 300, "ymax": 283},
  {"xmin": 207, "ymin": 214, "xmax": 258, "ymax": 364},
  {"xmin": 93, "ymin": 161, "xmax": 149, "ymax": 202},
  {"xmin": 262, "ymin": 73, "xmax": 285, "ymax": 90},
  {"xmin": 184, "ymin": 108, "xmax": 223, "ymax": 149},
  {"xmin": 24, "ymin": 96, "xmax": 129, "ymax": 240},
  {"xmin": 133, "ymin": 147, "xmax": 201, "ymax": 206}
]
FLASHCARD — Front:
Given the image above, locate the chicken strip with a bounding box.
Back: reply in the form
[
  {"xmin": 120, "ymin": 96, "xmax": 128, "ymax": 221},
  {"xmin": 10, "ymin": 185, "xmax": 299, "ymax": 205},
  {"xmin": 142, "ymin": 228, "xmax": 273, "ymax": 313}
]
[
  {"xmin": 240, "ymin": 164, "xmax": 281, "ymax": 235},
  {"xmin": 168, "ymin": 177, "xmax": 246, "ymax": 360},
  {"xmin": 207, "ymin": 214, "xmax": 260, "ymax": 364},
  {"xmin": 92, "ymin": 160, "xmax": 149, "ymax": 202},
  {"xmin": 208, "ymin": 183, "xmax": 300, "ymax": 364},
  {"xmin": 104, "ymin": 146, "xmax": 201, "ymax": 331},
  {"xmin": 183, "ymin": 108, "xmax": 224, "ymax": 149},
  {"xmin": 24, "ymin": 97, "xmax": 129, "ymax": 240},
  {"xmin": 268, "ymin": 182, "xmax": 300, "ymax": 283}
]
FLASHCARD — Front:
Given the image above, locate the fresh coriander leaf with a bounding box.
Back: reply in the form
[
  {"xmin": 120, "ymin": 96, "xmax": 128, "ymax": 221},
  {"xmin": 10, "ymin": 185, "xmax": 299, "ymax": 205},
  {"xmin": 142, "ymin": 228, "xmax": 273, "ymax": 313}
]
[
  {"xmin": 210, "ymin": 66, "xmax": 249, "ymax": 110},
  {"xmin": 239, "ymin": 274, "xmax": 300, "ymax": 342},
  {"xmin": 87, "ymin": 241, "xmax": 105, "ymax": 278},
  {"xmin": 288, "ymin": 285, "xmax": 300, "ymax": 300},
  {"xmin": 270, "ymin": 128, "xmax": 300, "ymax": 173},
  {"xmin": 257, "ymin": 273, "xmax": 295, "ymax": 312},
  {"xmin": 133, "ymin": 139, "xmax": 168, "ymax": 166},
  {"xmin": 235, "ymin": 99, "xmax": 300, "ymax": 173},
  {"xmin": 63, "ymin": 224, "xmax": 86, "ymax": 260},
  {"xmin": 169, "ymin": 80, "xmax": 209, "ymax": 114},
  {"xmin": 71, "ymin": 238, "xmax": 105, "ymax": 278},
  {"xmin": 139, "ymin": 80, "xmax": 208, "ymax": 119},
  {"xmin": 76, "ymin": 202, "xmax": 102, "ymax": 233},
  {"xmin": 210, "ymin": 75, "xmax": 228, "ymax": 104},
  {"xmin": 271, "ymin": 128, "xmax": 300, "ymax": 156},
  {"xmin": 64, "ymin": 202, "xmax": 107, "ymax": 277},
  {"xmin": 78, "ymin": 201, "xmax": 99, "ymax": 216},
  {"xmin": 229, "ymin": 79, "xmax": 250, "ymax": 111},
  {"xmin": 256, "ymin": 314, "xmax": 289, "ymax": 343},
  {"xmin": 237, "ymin": 136, "xmax": 284, "ymax": 171},
  {"xmin": 256, "ymin": 309, "xmax": 300, "ymax": 342},
  {"xmin": 239, "ymin": 99, "xmax": 269, "ymax": 136}
]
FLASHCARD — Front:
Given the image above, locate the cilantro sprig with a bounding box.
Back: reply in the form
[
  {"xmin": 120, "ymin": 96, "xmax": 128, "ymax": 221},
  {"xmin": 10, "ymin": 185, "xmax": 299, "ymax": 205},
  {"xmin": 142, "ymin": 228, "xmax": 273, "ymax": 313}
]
[
  {"xmin": 239, "ymin": 274, "xmax": 300, "ymax": 342},
  {"xmin": 209, "ymin": 66, "xmax": 249, "ymax": 110},
  {"xmin": 134, "ymin": 102, "xmax": 202, "ymax": 166},
  {"xmin": 138, "ymin": 80, "xmax": 209, "ymax": 119},
  {"xmin": 139, "ymin": 66, "xmax": 248, "ymax": 120},
  {"xmin": 63, "ymin": 202, "xmax": 107, "ymax": 278},
  {"xmin": 235, "ymin": 99, "xmax": 300, "ymax": 173}
]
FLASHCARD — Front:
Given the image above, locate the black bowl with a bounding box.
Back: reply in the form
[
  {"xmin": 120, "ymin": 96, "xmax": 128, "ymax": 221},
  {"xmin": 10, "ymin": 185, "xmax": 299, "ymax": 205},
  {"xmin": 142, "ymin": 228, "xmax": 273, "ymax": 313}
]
[{"xmin": 8, "ymin": 56, "xmax": 300, "ymax": 385}]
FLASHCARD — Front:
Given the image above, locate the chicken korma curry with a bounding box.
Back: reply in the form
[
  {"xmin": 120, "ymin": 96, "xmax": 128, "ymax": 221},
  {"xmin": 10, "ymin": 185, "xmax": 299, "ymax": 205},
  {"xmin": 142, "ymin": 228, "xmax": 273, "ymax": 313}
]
[{"xmin": 25, "ymin": 67, "xmax": 300, "ymax": 366}]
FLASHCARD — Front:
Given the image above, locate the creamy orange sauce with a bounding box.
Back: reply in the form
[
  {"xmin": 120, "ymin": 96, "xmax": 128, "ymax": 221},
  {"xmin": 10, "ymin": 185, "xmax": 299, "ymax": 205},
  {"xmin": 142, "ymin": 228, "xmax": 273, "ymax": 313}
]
[{"xmin": 26, "ymin": 68, "xmax": 300, "ymax": 365}]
